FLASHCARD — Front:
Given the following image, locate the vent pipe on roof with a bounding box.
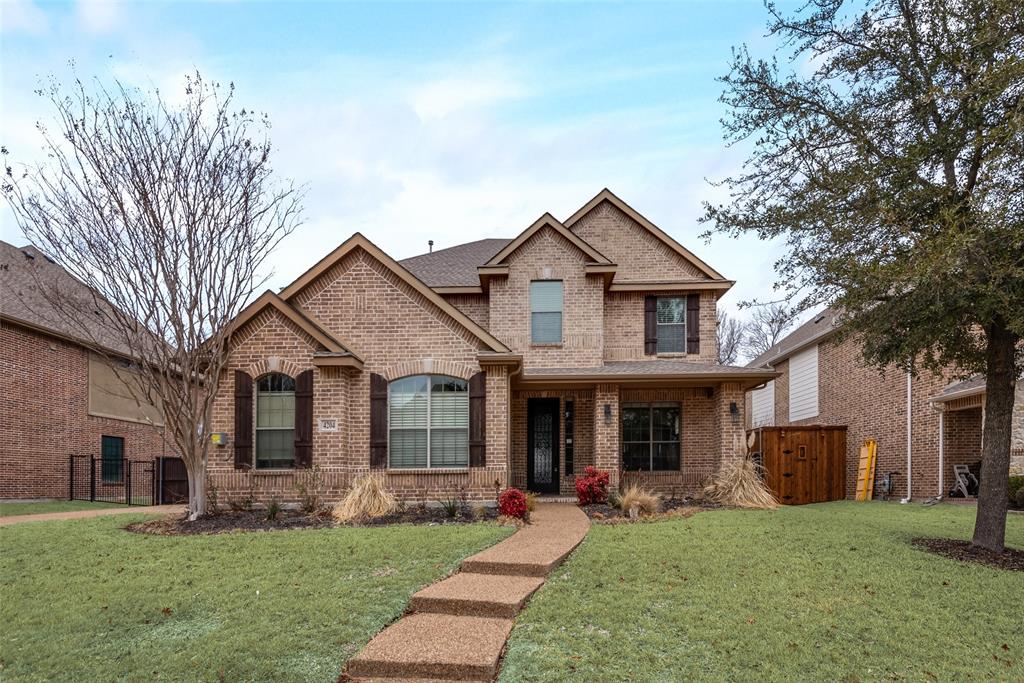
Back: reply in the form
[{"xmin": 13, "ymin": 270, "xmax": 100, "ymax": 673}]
[{"xmin": 428, "ymin": 240, "xmax": 434, "ymax": 253}]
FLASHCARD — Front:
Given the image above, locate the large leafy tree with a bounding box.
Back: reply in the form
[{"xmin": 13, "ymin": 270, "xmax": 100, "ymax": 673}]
[{"xmin": 704, "ymin": 0, "xmax": 1024, "ymax": 550}]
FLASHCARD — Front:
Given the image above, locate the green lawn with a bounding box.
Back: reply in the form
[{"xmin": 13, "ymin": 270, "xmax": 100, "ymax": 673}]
[
  {"xmin": 0, "ymin": 515, "xmax": 512, "ymax": 682},
  {"xmin": 0, "ymin": 500, "xmax": 130, "ymax": 517},
  {"xmin": 502, "ymin": 502, "xmax": 1024, "ymax": 682}
]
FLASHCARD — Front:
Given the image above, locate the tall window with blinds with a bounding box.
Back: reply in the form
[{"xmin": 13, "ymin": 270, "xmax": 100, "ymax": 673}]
[
  {"xmin": 389, "ymin": 375, "xmax": 469, "ymax": 468},
  {"xmin": 531, "ymin": 280, "xmax": 563, "ymax": 343},
  {"xmin": 256, "ymin": 373, "xmax": 296, "ymax": 469},
  {"xmin": 656, "ymin": 297, "xmax": 686, "ymax": 353}
]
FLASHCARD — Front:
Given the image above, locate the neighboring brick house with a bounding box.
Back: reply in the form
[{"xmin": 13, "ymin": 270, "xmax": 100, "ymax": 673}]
[
  {"xmin": 209, "ymin": 189, "xmax": 775, "ymax": 505},
  {"xmin": 0, "ymin": 242, "xmax": 169, "ymax": 500},
  {"xmin": 745, "ymin": 309, "xmax": 1024, "ymax": 501}
]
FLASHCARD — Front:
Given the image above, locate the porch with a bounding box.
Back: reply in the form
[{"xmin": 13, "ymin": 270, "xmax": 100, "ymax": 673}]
[{"xmin": 508, "ymin": 361, "xmax": 775, "ymax": 496}]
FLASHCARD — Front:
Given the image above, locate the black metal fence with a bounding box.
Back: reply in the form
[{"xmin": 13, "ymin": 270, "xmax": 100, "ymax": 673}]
[{"xmin": 69, "ymin": 455, "xmax": 186, "ymax": 506}]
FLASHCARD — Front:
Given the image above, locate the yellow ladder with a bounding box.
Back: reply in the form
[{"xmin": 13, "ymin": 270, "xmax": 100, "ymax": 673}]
[{"xmin": 855, "ymin": 440, "xmax": 877, "ymax": 501}]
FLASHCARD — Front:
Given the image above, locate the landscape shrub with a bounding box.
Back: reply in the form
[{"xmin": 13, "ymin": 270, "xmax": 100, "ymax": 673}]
[
  {"xmin": 333, "ymin": 472, "xmax": 396, "ymax": 522},
  {"xmin": 524, "ymin": 491, "xmax": 539, "ymax": 512},
  {"xmin": 703, "ymin": 456, "xmax": 778, "ymax": 509},
  {"xmin": 498, "ymin": 488, "xmax": 528, "ymax": 519},
  {"xmin": 1010, "ymin": 476, "xmax": 1024, "ymax": 509},
  {"xmin": 575, "ymin": 466, "xmax": 610, "ymax": 505},
  {"xmin": 618, "ymin": 484, "xmax": 661, "ymax": 517}
]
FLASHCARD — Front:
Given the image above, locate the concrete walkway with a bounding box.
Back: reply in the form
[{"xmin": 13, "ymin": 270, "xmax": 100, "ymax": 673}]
[
  {"xmin": 345, "ymin": 503, "xmax": 590, "ymax": 682},
  {"xmin": 0, "ymin": 504, "xmax": 186, "ymax": 526}
]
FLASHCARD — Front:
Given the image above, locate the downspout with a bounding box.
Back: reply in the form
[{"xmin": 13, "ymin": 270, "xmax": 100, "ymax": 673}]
[
  {"xmin": 901, "ymin": 371, "xmax": 912, "ymax": 503},
  {"xmin": 937, "ymin": 407, "xmax": 944, "ymax": 498}
]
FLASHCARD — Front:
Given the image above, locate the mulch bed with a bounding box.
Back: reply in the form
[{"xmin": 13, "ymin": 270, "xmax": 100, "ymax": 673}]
[
  {"xmin": 582, "ymin": 498, "xmax": 718, "ymax": 523},
  {"xmin": 126, "ymin": 506, "xmax": 500, "ymax": 536},
  {"xmin": 912, "ymin": 537, "xmax": 1024, "ymax": 572}
]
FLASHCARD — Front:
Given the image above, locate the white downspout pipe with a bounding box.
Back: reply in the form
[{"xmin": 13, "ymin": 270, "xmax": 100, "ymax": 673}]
[
  {"xmin": 901, "ymin": 372, "xmax": 912, "ymax": 503},
  {"xmin": 937, "ymin": 408, "xmax": 944, "ymax": 498}
]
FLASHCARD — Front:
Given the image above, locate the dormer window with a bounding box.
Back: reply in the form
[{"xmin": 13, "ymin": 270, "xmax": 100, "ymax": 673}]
[{"xmin": 531, "ymin": 280, "xmax": 563, "ymax": 344}]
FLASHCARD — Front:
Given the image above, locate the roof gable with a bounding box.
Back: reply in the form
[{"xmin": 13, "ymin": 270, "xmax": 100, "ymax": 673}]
[
  {"xmin": 564, "ymin": 189, "xmax": 725, "ymax": 281},
  {"xmin": 278, "ymin": 233, "xmax": 510, "ymax": 353},
  {"xmin": 227, "ymin": 291, "xmax": 361, "ymax": 362},
  {"xmin": 485, "ymin": 213, "xmax": 612, "ymax": 266}
]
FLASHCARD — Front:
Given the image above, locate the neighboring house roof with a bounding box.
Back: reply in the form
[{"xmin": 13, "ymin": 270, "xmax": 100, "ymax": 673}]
[
  {"xmin": 278, "ymin": 232, "xmax": 512, "ymax": 354},
  {"xmin": 522, "ymin": 360, "xmax": 778, "ymax": 388},
  {"xmin": 400, "ymin": 238, "xmax": 511, "ymax": 288},
  {"xmin": 747, "ymin": 307, "xmax": 841, "ymax": 368},
  {"xmin": 564, "ymin": 188, "xmax": 726, "ymax": 281},
  {"xmin": 0, "ymin": 240, "xmax": 132, "ymax": 356}
]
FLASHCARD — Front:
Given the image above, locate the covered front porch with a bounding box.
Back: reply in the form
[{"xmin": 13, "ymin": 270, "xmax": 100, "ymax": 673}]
[{"xmin": 508, "ymin": 361, "xmax": 777, "ymax": 496}]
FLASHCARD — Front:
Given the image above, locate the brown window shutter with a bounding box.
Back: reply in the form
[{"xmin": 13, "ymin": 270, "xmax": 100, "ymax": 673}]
[
  {"xmin": 468, "ymin": 371, "xmax": 486, "ymax": 467},
  {"xmin": 370, "ymin": 373, "xmax": 388, "ymax": 469},
  {"xmin": 294, "ymin": 369, "xmax": 314, "ymax": 468},
  {"xmin": 644, "ymin": 295, "xmax": 657, "ymax": 355},
  {"xmin": 233, "ymin": 370, "xmax": 253, "ymax": 470},
  {"xmin": 686, "ymin": 293, "xmax": 700, "ymax": 354}
]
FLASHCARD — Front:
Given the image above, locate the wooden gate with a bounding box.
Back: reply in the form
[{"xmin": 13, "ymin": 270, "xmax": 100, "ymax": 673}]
[
  {"xmin": 156, "ymin": 457, "xmax": 189, "ymax": 504},
  {"xmin": 748, "ymin": 426, "xmax": 847, "ymax": 505}
]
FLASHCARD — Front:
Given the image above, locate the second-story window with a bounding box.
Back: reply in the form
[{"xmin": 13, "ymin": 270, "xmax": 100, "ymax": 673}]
[
  {"xmin": 656, "ymin": 297, "xmax": 686, "ymax": 353},
  {"xmin": 531, "ymin": 280, "xmax": 563, "ymax": 344}
]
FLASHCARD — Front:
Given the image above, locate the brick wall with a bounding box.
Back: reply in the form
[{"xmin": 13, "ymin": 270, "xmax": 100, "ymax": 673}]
[
  {"xmin": 603, "ymin": 290, "xmax": 718, "ymax": 363},
  {"xmin": 487, "ymin": 227, "xmax": 605, "ymax": 368},
  {"xmin": 1, "ymin": 321, "xmax": 168, "ymax": 499},
  {"xmin": 510, "ymin": 389, "xmax": 595, "ymax": 495},
  {"xmin": 442, "ymin": 293, "xmax": 489, "ymax": 330},
  {"xmin": 208, "ymin": 247, "xmax": 509, "ymax": 506}
]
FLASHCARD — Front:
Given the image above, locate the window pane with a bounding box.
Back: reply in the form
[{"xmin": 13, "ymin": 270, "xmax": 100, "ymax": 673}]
[
  {"xmin": 622, "ymin": 442, "xmax": 650, "ymax": 471},
  {"xmin": 257, "ymin": 393, "xmax": 295, "ymax": 428},
  {"xmin": 101, "ymin": 436, "xmax": 124, "ymax": 483},
  {"xmin": 430, "ymin": 428, "xmax": 469, "ymax": 467},
  {"xmin": 621, "ymin": 406, "xmax": 650, "ymax": 442},
  {"xmin": 656, "ymin": 323, "xmax": 685, "ymax": 353},
  {"xmin": 656, "ymin": 298, "xmax": 685, "ymax": 324},
  {"xmin": 530, "ymin": 281, "xmax": 563, "ymax": 313},
  {"xmin": 389, "ymin": 429, "xmax": 427, "ymax": 468},
  {"xmin": 531, "ymin": 312, "xmax": 562, "ymax": 343},
  {"xmin": 431, "ymin": 391, "xmax": 468, "ymax": 428},
  {"xmin": 258, "ymin": 373, "xmax": 295, "ymax": 392},
  {"xmin": 652, "ymin": 442, "xmax": 680, "ymax": 471},
  {"xmin": 652, "ymin": 406, "xmax": 680, "ymax": 442},
  {"xmin": 256, "ymin": 429, "xmax": 295, "ymax": 468},
  {"xmin": 390, "ymin": 376, "xmax": 428, "ymax": 429}
]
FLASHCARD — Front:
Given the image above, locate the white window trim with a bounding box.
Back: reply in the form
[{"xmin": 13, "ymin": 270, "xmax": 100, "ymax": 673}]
[
  {"xmin": 751, "ymin": 380, "xmax": 775, "ymax": 427},
  {"xmin": 530, "ymin": 280, "xmax": 564, "ymax": 344},
  {"xmin": 254, "ymin": 374, "xmax": 296, "ymax": 469},
  {"xmin": 656, "ymin": 297, "xmax": 686, "ymax": 354},
  {"xmin": 387, "ymin": 376, "xmax": 469, "ymax": 469}
]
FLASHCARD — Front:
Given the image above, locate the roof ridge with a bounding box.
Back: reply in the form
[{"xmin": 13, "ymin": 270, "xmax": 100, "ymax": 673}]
[{"xmin": 399, "ymin": 237, "xmax": 511, "ymax": 262}]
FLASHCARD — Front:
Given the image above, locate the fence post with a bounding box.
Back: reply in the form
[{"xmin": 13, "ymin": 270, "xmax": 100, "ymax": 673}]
[
  {"xmin": 156, "ymin": 458, "xmax": 163, "ymax": 506},
  {"xmin": 125, "ymin": 460, "xmax": 131, "ymax": 505},
  {"xmin": 69, "ymin": 455, "xmax": 74, "ymax": 501},
  {"xmin": 89, "ymin": 456, "xmax": 96, "ymax": 502}
]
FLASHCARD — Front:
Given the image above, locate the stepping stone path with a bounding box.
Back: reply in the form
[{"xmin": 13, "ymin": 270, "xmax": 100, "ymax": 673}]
[{"xmin": 345, "ymin": 503, "xmax": 590, "ymax": 682}]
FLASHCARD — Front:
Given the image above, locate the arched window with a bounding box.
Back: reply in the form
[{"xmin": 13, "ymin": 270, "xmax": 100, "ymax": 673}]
[
  {"xmin": 256, "ymin": 373, "xmax": 296, "ymax": 469},
  {"xmin": 389, "ymin": 375, "xmax": 468, "ymax": 468}
]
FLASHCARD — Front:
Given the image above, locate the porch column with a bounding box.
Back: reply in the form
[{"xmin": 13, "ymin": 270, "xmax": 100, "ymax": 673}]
[
  {"xmin": 594, "ymin": 383, "xmax": 621, "ymax": 491},
  {"xmin": 715, "ymin": 382, "xmax": 746, "ymax": 464},
  {"xmin": 484, "ymin": 365, "xmax": 510, "ymax": 493}
]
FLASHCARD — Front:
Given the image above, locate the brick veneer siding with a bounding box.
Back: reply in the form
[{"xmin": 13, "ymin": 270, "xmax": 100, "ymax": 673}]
[
  {"xmin": 488, "ymin": 227, "xmax": 605, "ymax": 368},
  {"xmin": 442, "ymin": 293, "xmax": 489, "ymax": 330},
  {"xmin": 568, "ymin": 201, "xmax": 706, "ymax": 281},
  {"xmin": 763, "ymin": 335, "xmax": 956, "ymax": 500},
  {"xmin": 593, "ymin": 383, "xmax": 621, "ymax": 491},
  {"xmin": 943, "ymin": 407, "xmax": 983, "ymax": 491},
  {"xmin": 1, "ymin": 321, "xmax": 168, "ymax": 499},
  {"xmin": 604, "ymin": 290, "xmax": 718, "ymax": 362},
  {"xmin": 208, "ymin": 247, "xmax": 510, "ymax": 506}
]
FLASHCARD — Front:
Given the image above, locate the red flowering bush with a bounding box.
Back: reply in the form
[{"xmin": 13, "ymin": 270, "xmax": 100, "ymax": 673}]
[
  {"xmin": 575, "ymin": 466, "xmax": 610, "ymax": 505},
  {"xmin": 498, "ymin": 487, "xmax": 528, "ymax": 519}
]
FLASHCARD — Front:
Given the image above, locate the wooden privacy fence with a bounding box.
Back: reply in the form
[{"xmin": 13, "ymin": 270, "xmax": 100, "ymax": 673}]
[{"xmin": 748, "ymin": 426, "xmax": 847, "ymax": 505}]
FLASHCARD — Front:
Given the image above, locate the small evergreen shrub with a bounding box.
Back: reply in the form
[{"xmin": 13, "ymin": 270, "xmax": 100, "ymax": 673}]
[
  {"xmin": 575, "ymin": 466, "xmax": 610, "ymax": 505},
  {"xmin": 498, "ymin": 488, "xmax": 528, "ymax": 519}
]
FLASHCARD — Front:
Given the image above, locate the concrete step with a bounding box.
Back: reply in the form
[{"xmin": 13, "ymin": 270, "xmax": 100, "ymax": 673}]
[
  {"xmin": 410, "ymin": 572, "xmax": 545, "ymax": 618},
  {"xmin": 345, "ymin": 613, "xmax": 513, "ymax": 681}
]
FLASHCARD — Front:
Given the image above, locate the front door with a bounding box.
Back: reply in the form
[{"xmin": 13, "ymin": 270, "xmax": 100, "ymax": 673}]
[{"xmin": 527, "ymin": 398, "xmax": 560, "ymax": 494}]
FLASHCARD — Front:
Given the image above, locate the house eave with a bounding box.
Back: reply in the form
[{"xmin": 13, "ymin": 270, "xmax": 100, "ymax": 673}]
[{"xmin": 608, "ymin": 280, "xmax": 734, "ymax": 293}]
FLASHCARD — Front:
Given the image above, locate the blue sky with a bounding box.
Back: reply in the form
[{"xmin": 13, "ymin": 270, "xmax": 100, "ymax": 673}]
[{"xmin": 1, "ymin": 0, "xmax": 793, "ymax": 313}]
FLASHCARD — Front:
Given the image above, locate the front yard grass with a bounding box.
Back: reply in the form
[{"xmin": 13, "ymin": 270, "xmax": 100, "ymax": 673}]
[
  {"xmin": 0, "ymin": 500, "xmax": 129, "ymax": 517},
  {"xmin": 502, "ymin": 501, "xmax": 1024, "ymax": 682},
  {"xmin": 0, "ymin": 515, "xmax": 512, "ymax": 682}
]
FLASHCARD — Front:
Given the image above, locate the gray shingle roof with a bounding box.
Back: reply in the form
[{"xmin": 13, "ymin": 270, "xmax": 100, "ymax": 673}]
[
  {"xmin": 399, "ymin": 238, "xmax": 511, "ymax": 287},
  {"xmin": 933, "ymin": 375, "xmax": 986, "ymax": 401},
  {"xmin": 524, "ymin": 360, "xmax": 778, "ymax": 379},
  {"xmin": 0, "ymin": 240, "xmax": 130, "ymax": 354},
  {"xmin": 747, "ymin": 307, "xmax": 841, "ymax": 368}
]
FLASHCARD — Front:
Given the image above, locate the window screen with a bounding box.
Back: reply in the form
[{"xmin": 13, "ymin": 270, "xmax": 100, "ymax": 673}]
[{"xmin": 531, "ymin": 281, "xmax": 563, "ymax": 343}]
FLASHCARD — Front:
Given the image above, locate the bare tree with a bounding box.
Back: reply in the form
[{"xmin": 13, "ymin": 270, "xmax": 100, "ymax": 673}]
[
  {"xmin": 716, "ymin": 308, "xmax": 744, "ymax": 365},
  {"xmin": 743, "ymin": 303, "xmax": 797, "ymax": 361},
  {"xmin": 3, "ymin": 73, "xmax": 302, "ymax": 519}
]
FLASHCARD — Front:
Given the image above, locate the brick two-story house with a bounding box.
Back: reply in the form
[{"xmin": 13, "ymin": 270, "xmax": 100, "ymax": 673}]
[{"xmin": 209, "ymin": 189, "xmax": 776, "ymax": 505}]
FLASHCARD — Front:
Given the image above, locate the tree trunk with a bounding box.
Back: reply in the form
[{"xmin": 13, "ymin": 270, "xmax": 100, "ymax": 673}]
[
  {"xmin": 185, "ymin": 459, "xmax": 208, "ymax": 521},
  {"xmin": 971, "ymin": 319, "xmax": 1017, "ymax": 552}
]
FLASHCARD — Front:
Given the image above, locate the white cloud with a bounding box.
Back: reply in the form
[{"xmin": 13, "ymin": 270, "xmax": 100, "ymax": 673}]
[
  {"xmin": 411, "ymin": 70, "xmax": 527, "ymax": 120},
  {"xmin": 0, "ymin": 0, "xmax": 50, "ymax": 35},
  {"xmin": 75, "ymin": 0, "xmax": 121, "ymax": 34}
]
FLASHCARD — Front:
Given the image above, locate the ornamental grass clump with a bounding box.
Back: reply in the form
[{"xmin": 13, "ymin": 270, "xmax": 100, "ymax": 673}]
[
  {"xmin": 703, "ymin": 456, "xmax": 778, "ymax": 509},
  {"xmin": 332, "ymin": 472, "xmax": 397, "ymax": 522},
  {"xmin": 618, "ymin": 484, "xmax": 661, "ymax": 517}
]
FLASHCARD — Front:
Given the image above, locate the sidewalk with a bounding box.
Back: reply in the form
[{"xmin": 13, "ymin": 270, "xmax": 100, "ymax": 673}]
[{"xmin": 0, "ymin": 504, "xmax": 186, "ymax": 526}]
